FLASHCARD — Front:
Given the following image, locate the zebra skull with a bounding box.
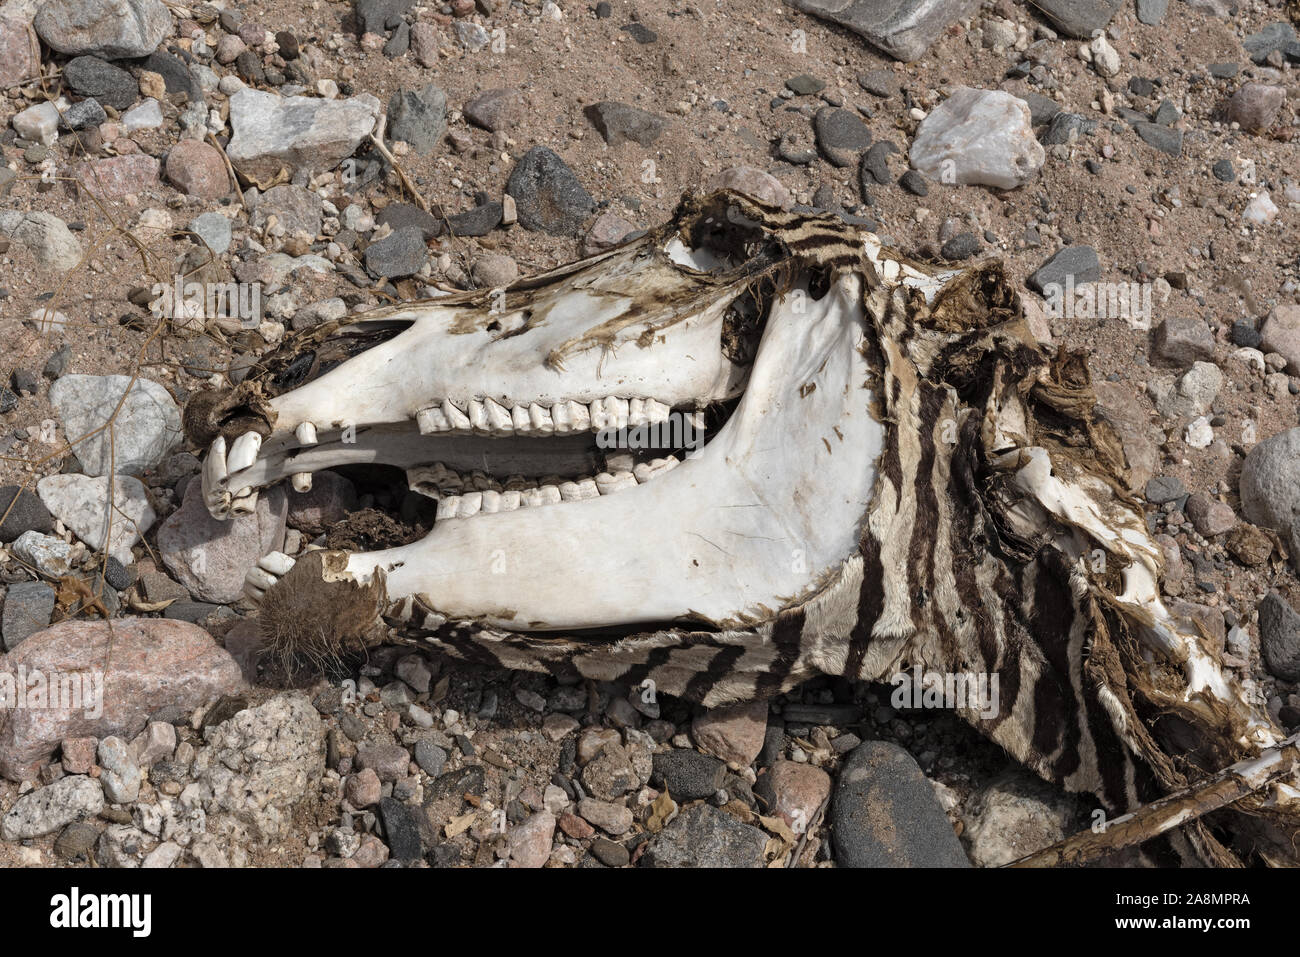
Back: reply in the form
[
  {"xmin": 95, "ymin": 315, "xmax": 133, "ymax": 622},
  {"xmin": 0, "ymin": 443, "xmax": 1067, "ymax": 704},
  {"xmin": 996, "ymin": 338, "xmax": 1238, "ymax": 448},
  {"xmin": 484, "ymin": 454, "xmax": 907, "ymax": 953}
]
[{"xmin": 184, "ymin": 191, "xmax": 1299, "ymax": 864}]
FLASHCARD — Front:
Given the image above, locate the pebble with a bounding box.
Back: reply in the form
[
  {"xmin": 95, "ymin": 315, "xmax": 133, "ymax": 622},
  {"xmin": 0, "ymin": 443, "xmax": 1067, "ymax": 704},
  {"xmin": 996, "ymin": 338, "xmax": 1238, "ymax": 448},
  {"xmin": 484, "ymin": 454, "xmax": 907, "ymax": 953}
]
[
  {"xmin": 355, "ymin": 742, "xmax": 409, "ymax": 783},
  {"xmin": 1032, "ymin": 0, "xmax": 1122, "ymax": 37},
  {"xmin": 1260, "ymin": 593, "xmax": 1300, "ymax": 681},
  {"xmin": 0, "ymin": 209, "xmax": 84, "ymax": 273},
  {"xmin": 1, "ymin": 581, "xmax": 57, "ymax": 651},
  {"xmin": 584, "ymin": 101, "xmax": 667, "ymax": 147},
  {"xmin": 454, "ymin": 20, "xmax": 490, "ymax": 50},
  {"xmin": 708, "ymin": 165, "xmax": 791, "ymax": 209},
  {"xmin": 97, "ymin": 736, "xmax": 141, "ymax": 803},
  {"xmin": 1226, "ymin": 84, "xmax": 1285, "ymax": 132},
  {"xmin": 1239, "ymin": 428, "xmax": 1300, "ymax": 560},
  {"xmin": 410, "ymin": 21, "xmax": 438, "ymax": 67},
  {"xmin": 830, "ymin": 741, "xmax": 969, "ymax": 866},
  {"xmin": 909, "ymin": 88, "xmax": 1044, "ymax": 189},
  {"xmin": 788, "ymin": 0, "xmax": 970, "ymax": 60},
  {"xmin": 1243, "ymin": 22, "xmax": 1297, "ymax": 65},
  {"xmin": 34, "ymin": 0, "xmax": 171, "ymax": 59},
  {"xmin": 755, "ymin": 760, "xmax": 831, "ymax": 831},
  {"xmin": 940, "ymin": 232, "xmax": 980, "ymax": 260},
  {"xmin": 49, "ymin": 373, "xmax": 181, "ymax": 477},
  {"xmin": 1184, "ymin": 492, "xmax": 1236, "ymax": 537},
  {"xmin": 12, "ymin": 531, "xmax": 73, "ymax": 578},
  {"xmin": 1135, "ymin": 0, "xmax": 1167, "ymax": 24},
  {"xmin": 364, "ymin": 226, "xmax": 428, "ymax": 278},
  {"xmin": 962, "ymin": 769, "xmax": 1078, "ymax": 866},
  {"xmin": 507, "ymin": 810, "xmax": 556, "ymax": 867},
  {"xmin": 12, "ymin": 101, "xmax": 59, "ymax": 145},
  {"xmin": 576, "ymin": 797, "xmax": 634, "ymax": 835},
  {"xmin": 0, "ymin": 485, "xmax": 54, "ymax": 543},
  {"xmin": 1, "ymin": 776, "xmax": 104, "ymax": 840},
  {"xmin": 36, "ymin": 474, "xmax": 155, "ymax": 562},
  {"xmin": 1134, "ymin": 121, "xmax": 1182, "ymax": 156},
  {"xmin": 378, "ymin": 797, "xmax": 422, "ymax": 859},
  {"xmin": 464, "ymin": 88, "xmax": 524, "ymax": 132},
  {"xmin": 691, "ymin": 699, "xmax": 768, "ymax": 768},
  {"xmin": 813, "ymin": 107, "xmax": 872, "ymax": 167},
  {"xmin": 860, "ymin": 141, "xmax": 897, "ymax": 187},
  {"xmin": 1026, "ymin": 245, "xmax": 1100, "ymax": 294},
  {"xmin": 1261, "ymin": 305, "xmax": 1300, "ymax": 373},
  {"xmin": 470, "ymin": 253, "xmax": 518, "ymax": 288},
  {"xmin": 651, "ymin": 749, "xmax": 726, "ymax": 800},
  {"xmin": 1243, "ymin": 192, "xmax": 1279, "ymax": 227},
  {"xmin": 1153, "ymin": 316, "xmax": 1214, "ymax": 366},
  {"xmin": 387, "ymin": 84, "xmax": 447, "ymax": 154},
  {"xmin": 156, "ymin": 479, "xmax": 286, "ymax": 603},
  {"xmin": 1144, "ymin": 474, "xmax": 1187, "ymax": 505},
  {"xmin": 641, "ymin": 803, "xmax": 766, "ymax": 868},
  {"xmin": 506, "ymin": 147, "xmax": 596, "ymax": 237},
  {"xmin": 164, "ymin": 139, "xmax": 229, "ymax": 200},
  {"xmin": 0, "ymin": 16, "xmax": 39, "ymax": 89},
  {"xmin": 227, "ymin": 88, "xmax": 381, "ymax": 182},
  {"xmin": 63, "ymin": 55, "xmax": 137, "ymax": 110},
  {"xmin": 189, "ymin": 212, "xmax": 233, "ymax": 254},
  {"xmin": 121, "ymin": 98, "xmax": 162, "ymax": 131}
]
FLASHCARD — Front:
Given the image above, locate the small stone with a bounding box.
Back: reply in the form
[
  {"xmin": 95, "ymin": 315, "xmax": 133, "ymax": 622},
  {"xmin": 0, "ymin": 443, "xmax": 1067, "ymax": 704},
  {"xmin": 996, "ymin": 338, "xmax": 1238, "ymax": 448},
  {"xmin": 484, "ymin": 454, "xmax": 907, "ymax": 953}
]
[
  {"xmin": 576, "ymin": 797, "xmax": 634, "ymax": 835},
  {"xmin": 35, "ymin": 0, "xmax": 172, "ymax": 59},
  {"xmin": 787, "ymin": 0, "xmax": 976, "ymax": 60},
  {"xmin": 707, "ymin": 166, "xmax": 791, "ymax": 209},
  {"xmin": 470, "ymin": 253, "xmax": 518, "ymax": 288},
  {"xmin": 641, "ymin": 803, "xmax": 766, "ymax": 868},
  {"xmin": 464, "ymin": 88, "xmax": 524, "ymax": 132},
  {"xmin": 1184, "ymin": 492, "xmax": 1236, "ymax": 537},
  {"xmin": 355, "ymin": 743, "xmax": 409, "ymax": 783},
  {"xmin": 1153, "ymin": 316, "xmax": 1215, "ymax": 366},
  {"xmin": 378, "ymin": 797, "xmax": 422, "ymax": 859},
  {"xmin": 189, "ymin": 212, "xmax": 233, "ymax": 254},
  {"xmin": 1031, "ymin": 0, "xmax": 1123, "ymax": 37},
  {"xmin": 1260, "ymin": 592, "xmax": 1300, "ymax": 682},
  {"xmin": 36, "ymin": 474, "xmax": 155, "ymax": 562},
  {"xmin": 651, "ymin": 749, "xmax": 726, "ymax": 800},
  {"xmin": 691, "ymin": 699, "xmax": 768, "ymax": 768},
  {"xmin": 1027, "ymin": 245, "xmax": 1100, "ymax": 294},
  {"xmin": 898, "ymin": 169, "xmax": 929, "ymax": 196},
  {"xmin": 754, "ymin": 760, "xmax": 831, "ymax": 830},
  {"xmin": 410, "ymin": 22, "xmax": 439, "ymax": 67},
  {"xmin": 1134, "ymin": 121, "xmax": 1182, "ymax": 156},
  {"xmin": 97, "ymin": 736, "xmax": 141, "ymax": 803},
  {"xmin": 1, "ymin": 581, "xmax": 56, "ymax": 651},
  {"xmin": 909, "ymin": 88, "xmax": 1044, "ymax": 189},
  {"xmin": 0, "ymin": 485, "xmax": 54, "ymax": 543},
  {"xmin": 506, "ymin": 147, "xmax": 596, "ymax": 237},
  {"xmin": 364, "ymin": 226, "xmax": 428, "ymax": 278},
  {"xmin": 507, "ymin": 810, "xmax": 555, "ymax": 867},
  {"xmin": 387, "ymin": 84, "xmax": 447, "ymax": 154},
  {"xmin": 584, "ymin": 101, "xmax": 668, "ymax": 147},
  {"xmin": 581, "ymin": 211, "xmax": 637, "ymax": 257},
  {"xmin": 940, "ymin": 232, "xmax": 980, "ymax": 261},
  {"xmin": 1226, "ymin": 84, "xmax": 1285, "ymax": 132},
  {"xmin": 226, "ymin": 88, "xmax": 381, "ymax": 182}
]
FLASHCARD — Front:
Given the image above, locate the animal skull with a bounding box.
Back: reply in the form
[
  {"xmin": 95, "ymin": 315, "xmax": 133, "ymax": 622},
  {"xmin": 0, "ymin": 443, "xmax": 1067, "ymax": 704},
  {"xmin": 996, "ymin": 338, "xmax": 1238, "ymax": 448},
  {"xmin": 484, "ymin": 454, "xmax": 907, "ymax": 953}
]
[{"xmin": 185, "ymin": 191, "xmax": 1300, "ymax": 864}]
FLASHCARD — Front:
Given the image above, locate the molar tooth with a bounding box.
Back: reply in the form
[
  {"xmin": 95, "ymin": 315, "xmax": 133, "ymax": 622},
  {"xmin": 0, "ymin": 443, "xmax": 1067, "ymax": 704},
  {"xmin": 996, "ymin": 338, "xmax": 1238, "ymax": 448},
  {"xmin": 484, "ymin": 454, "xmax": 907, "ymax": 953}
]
[
  {"xmin": 628, "ymin": 398, "xmax": 648, "ymax": 427},
  {"xmin": 437, "ymin": 495, "xmax": 461, "ymax": 519},
  {"xmin": 568, "ymin": 401, "xmax": 591, "ymax": 433},
  {"xmin": 417, "ymin": 406, "xmax": 451, "ymax": 434},
  {"xmin": 443, "ymin": 400, "xmax": 472, "ymax": 433},
  {"xmin": 483, "ymin": 397, "xmax": 513, "ymax": 434},
  {"xmin": 503, "ymin": 474, "xmax": 529, "ymax": 491},
  {"xmin": 595, "ymin": 471, "xmax": 637, "ymax": 494},
  {"xmin": 457, "ymin": 491, "xmax": 483, "ymax": 517},
  {"xmin": 528, "ymin": 403, "xmax": 555, "ymax": 434},
  {"xmin": 480, "ymin": 490, "xmax": 502, "ymax": 513},
  {"xmin": 522, "ymin": 487, "xmax": 546, "ymax": 508},
  {"xmin": 551, "ymin": 402, "xmax": 573, "ymax": 433},
  {"xmin": 467, "ymin": 399, "xmax": 490, "ymax": 433},
  {"xmin": 500, "ymin": 490, "xmax": 521, "ymax": 510},
  {"xmin": 575, "ymin": 478, "xmax": 598, "ymax": 500},
  {"xmin": 557, "ymin": 481, "xmax": 581, "ymax": 502},
  {"xmin": 604, "ymin": 451, "xmax": 635, "ymax": 472},
  {"xmin": 469, "ymin": 470, "xmax": 497, "ymax": 492},
  {"xmin": 537, "ymin": 485, "xmax": 562, "ymax": 506},
  {"xmin": 295, "ymin": 422, "xmax": 318, "ymax": 445},
  {"xmin": 645, "ymin": 399, "xmax": 671, "ymax": 423},
  {"xmin": 604, "ymin": 397, "xmax": 629, "ymax": 430},
  {"xmin": 589, "ymin": 400, "xmax": 609, "ymax": 431},
  {"xmin": 633, "ymin": 462, "xmax": 654, "ymax": 483},
  {"xmin": 510, "ymin": 404, "xmax": 532, "ymax": 432},
  {"xmin": 292, "ymin": 472, "xmax": 312, "ymax": 492}
]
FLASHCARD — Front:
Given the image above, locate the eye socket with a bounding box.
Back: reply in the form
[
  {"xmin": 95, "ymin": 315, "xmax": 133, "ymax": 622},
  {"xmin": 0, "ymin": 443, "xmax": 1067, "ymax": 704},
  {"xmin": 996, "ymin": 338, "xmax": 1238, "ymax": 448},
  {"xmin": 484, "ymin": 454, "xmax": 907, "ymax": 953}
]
[{"xmin": 807, "ymin": 267, "xmax": 832, "ymax": 301}]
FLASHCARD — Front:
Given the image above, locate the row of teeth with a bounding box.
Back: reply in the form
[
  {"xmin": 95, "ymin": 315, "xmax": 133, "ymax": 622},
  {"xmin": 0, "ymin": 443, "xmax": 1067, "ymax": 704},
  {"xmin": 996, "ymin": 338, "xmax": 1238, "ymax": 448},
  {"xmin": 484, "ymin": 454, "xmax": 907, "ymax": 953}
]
[
  {"xmin": 414, "ymin": 397, "xmax": 704, "ymax": 436},
  {"xmin": 409, "ymin": 455, "xmax": 682, "ymax": 520}
]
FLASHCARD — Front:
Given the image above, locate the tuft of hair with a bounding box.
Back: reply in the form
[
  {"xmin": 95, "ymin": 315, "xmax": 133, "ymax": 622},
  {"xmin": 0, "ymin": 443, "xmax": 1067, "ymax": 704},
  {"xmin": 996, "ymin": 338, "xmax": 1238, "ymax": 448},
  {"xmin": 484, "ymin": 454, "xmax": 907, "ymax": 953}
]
[{"xmin": 258, "ymin": 550, "xmax": 388, "ymax": 675}]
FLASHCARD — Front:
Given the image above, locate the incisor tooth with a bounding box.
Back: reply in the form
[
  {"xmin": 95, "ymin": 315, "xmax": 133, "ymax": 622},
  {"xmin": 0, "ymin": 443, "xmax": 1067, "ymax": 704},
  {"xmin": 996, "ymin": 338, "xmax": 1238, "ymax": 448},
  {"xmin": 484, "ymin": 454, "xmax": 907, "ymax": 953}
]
[
  {"xmin": 417, "ymin": 406, "xmax": 451, "ymax": 434},
  {"xmin": 292, "ymin": 472, "xmax": 312, "ymax": 492},
  {"xmin": 558, "ymin": 481, "xmax": 581, "ymax": 501},
  {"xmin": 227, "ymin": 431, "xmax": 262, "ymax": 474},
  {"xmin": 295, "ymin": 422, "xmax": 318, "ymax": 445}
]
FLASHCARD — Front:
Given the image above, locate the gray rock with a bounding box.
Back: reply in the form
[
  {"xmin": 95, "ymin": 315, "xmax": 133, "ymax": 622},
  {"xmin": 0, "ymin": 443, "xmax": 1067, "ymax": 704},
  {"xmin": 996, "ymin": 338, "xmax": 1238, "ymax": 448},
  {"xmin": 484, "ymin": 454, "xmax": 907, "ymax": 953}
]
[
  {"xmin": 1030, "ymin": 0, "xmax": 1123, "ymax": 38},
  {"xmin": 189, "ymin": 212, "xmax": 232, "ymax": 254},
  {"xmin": 1243, "ymin": 22, "xmax": 1297, "ymax": 65},
  {"xmin": 860, "ymin": 140, "xmax": 897, "ymax": 186},
  {"xmin": 355, "ymin": 0, "xmax": 415, "ymax": 34},
  {"xmin": 251, "ymin": 184, "xmax": 324, "ymax": 238},
  {"xmin": 786, "ymin": 0, "xmax": 978, "ymax": 61},
  {"xmin": 857, "ymin": 69, "xmax": 897, "ymax": 97},
  {"xmin": 584, "ymin": 101, "xmax": 668, "ymax": 147},
  {"xmin": 940, "ymin": 232, "xmax": 980, "ymax": 260},
  {"xmin": 1023, "ymin": 93, "xmax": 1062, "ymax": 127},
  {"xmin": 140, "ymin": 50, "xmax": 202, "ymax": 100},
  {"xmin": 226, "ymin": 88, "xmax": 381, "ymax": 182},
  {"xmin": 11, "ymin": 531, "xmax": 72, "ymax": 578},
  {"xmin": 36, "ymin": 473, "xmax": 155, "ymax": 562},
  {"xmin": 0, "ymin": 485, "xmax": 54, "ymax": 543},
  {"xmin": 651, "ymin": 749, "xmax": 726, "ymax": 800},
  {"xmin": 97, "ymin": 736, "xmax": 141, "ymax": 803},
  {"xmin": 1040, "ymin": 112, "xmax": 1094, "ymax": 145},
  {"xmin": 1134, "ymin": 121, "xmax": 1182, "ymax": 156},
  {"xmin": 1135, "ymin": 0, "xmax": 1167, "ymax": 24},
  {"xmin": 506, "ymin": 147, "xmax": 596, "ymax": 237},
  {"xmin": 454, "ymin": 20, "xmax": 489, "ymax": 50},
  {"xmin": 2, "ymin": 211, "xmax": 83, "ymax": 272},
  {"xmin": 1026, "ymin": 245, "xmax": 1100, "ymax": 294},
  {"xmin": 814, "ymin": 107, "xmax": 872, "ymax": 166},
  {"xmin": 909, "ymin": 88, "xmax": 1043, "ymax": 189},
  {"xmin": 831, "ymin": 741, "xmax": 970, "ymax": 867},
  {"xmin": 34, "ymin": 0, "xmax": 171, "ymax": 58},
  {"xmin": 1144, "ymin": 474, "xmax": 1186, "ymax": 505},
  {"xmin": 1240, "ymin": 428, "xmax": 1300, "ymax": 545},
  {"xmin": 364, "ymin": 226, "xmax": 428, "ymax": 278},
  {"xmin": 1260, "ymin": 593, "xmax": 1300, "ymax": 682},
  {"xmin": 413, "ymin": 738, "xmax": 447, "ymax": 777},
  {"xmin": 962, "ymin": 770, "xmax": 1079, "ymax": 866},
  {"xmin": 785, "ymin": 73, "xmax": 825, "ymax": 95},
  {"xmin": 60, "ymin": 97, "xmax": 105, "ymax": 130},
  {"xmin": 641, "ymin": 803, "xmax": 767, "ymax": 867},
  {"xmin": 49, "ymin": 374, "xmax": 181, "ymax": 476},
  {"xmin": 446, "ymin": 202, "xmax": 502, "ymax": 237},
  {"xmin": 1, "ymin": 776, "xmax": 104, "ymax": 839},
  {"xmin": 387, "ymin": 84, "xmax": 447, "ymax": 154},
  {"xmin": 1153, "ymin": 316, "xmax": 1215, "ymax": 366},
  {"xmin": 463, "ymin": 88, "xmax": 524, "ymax": 132},
  {"xmin": 1, "ymin": 580, "xmax": 56, "ymax": 650},
  {"xmin": 379, "ymin": 797, "xmax": 422, "ymax": 859}
]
